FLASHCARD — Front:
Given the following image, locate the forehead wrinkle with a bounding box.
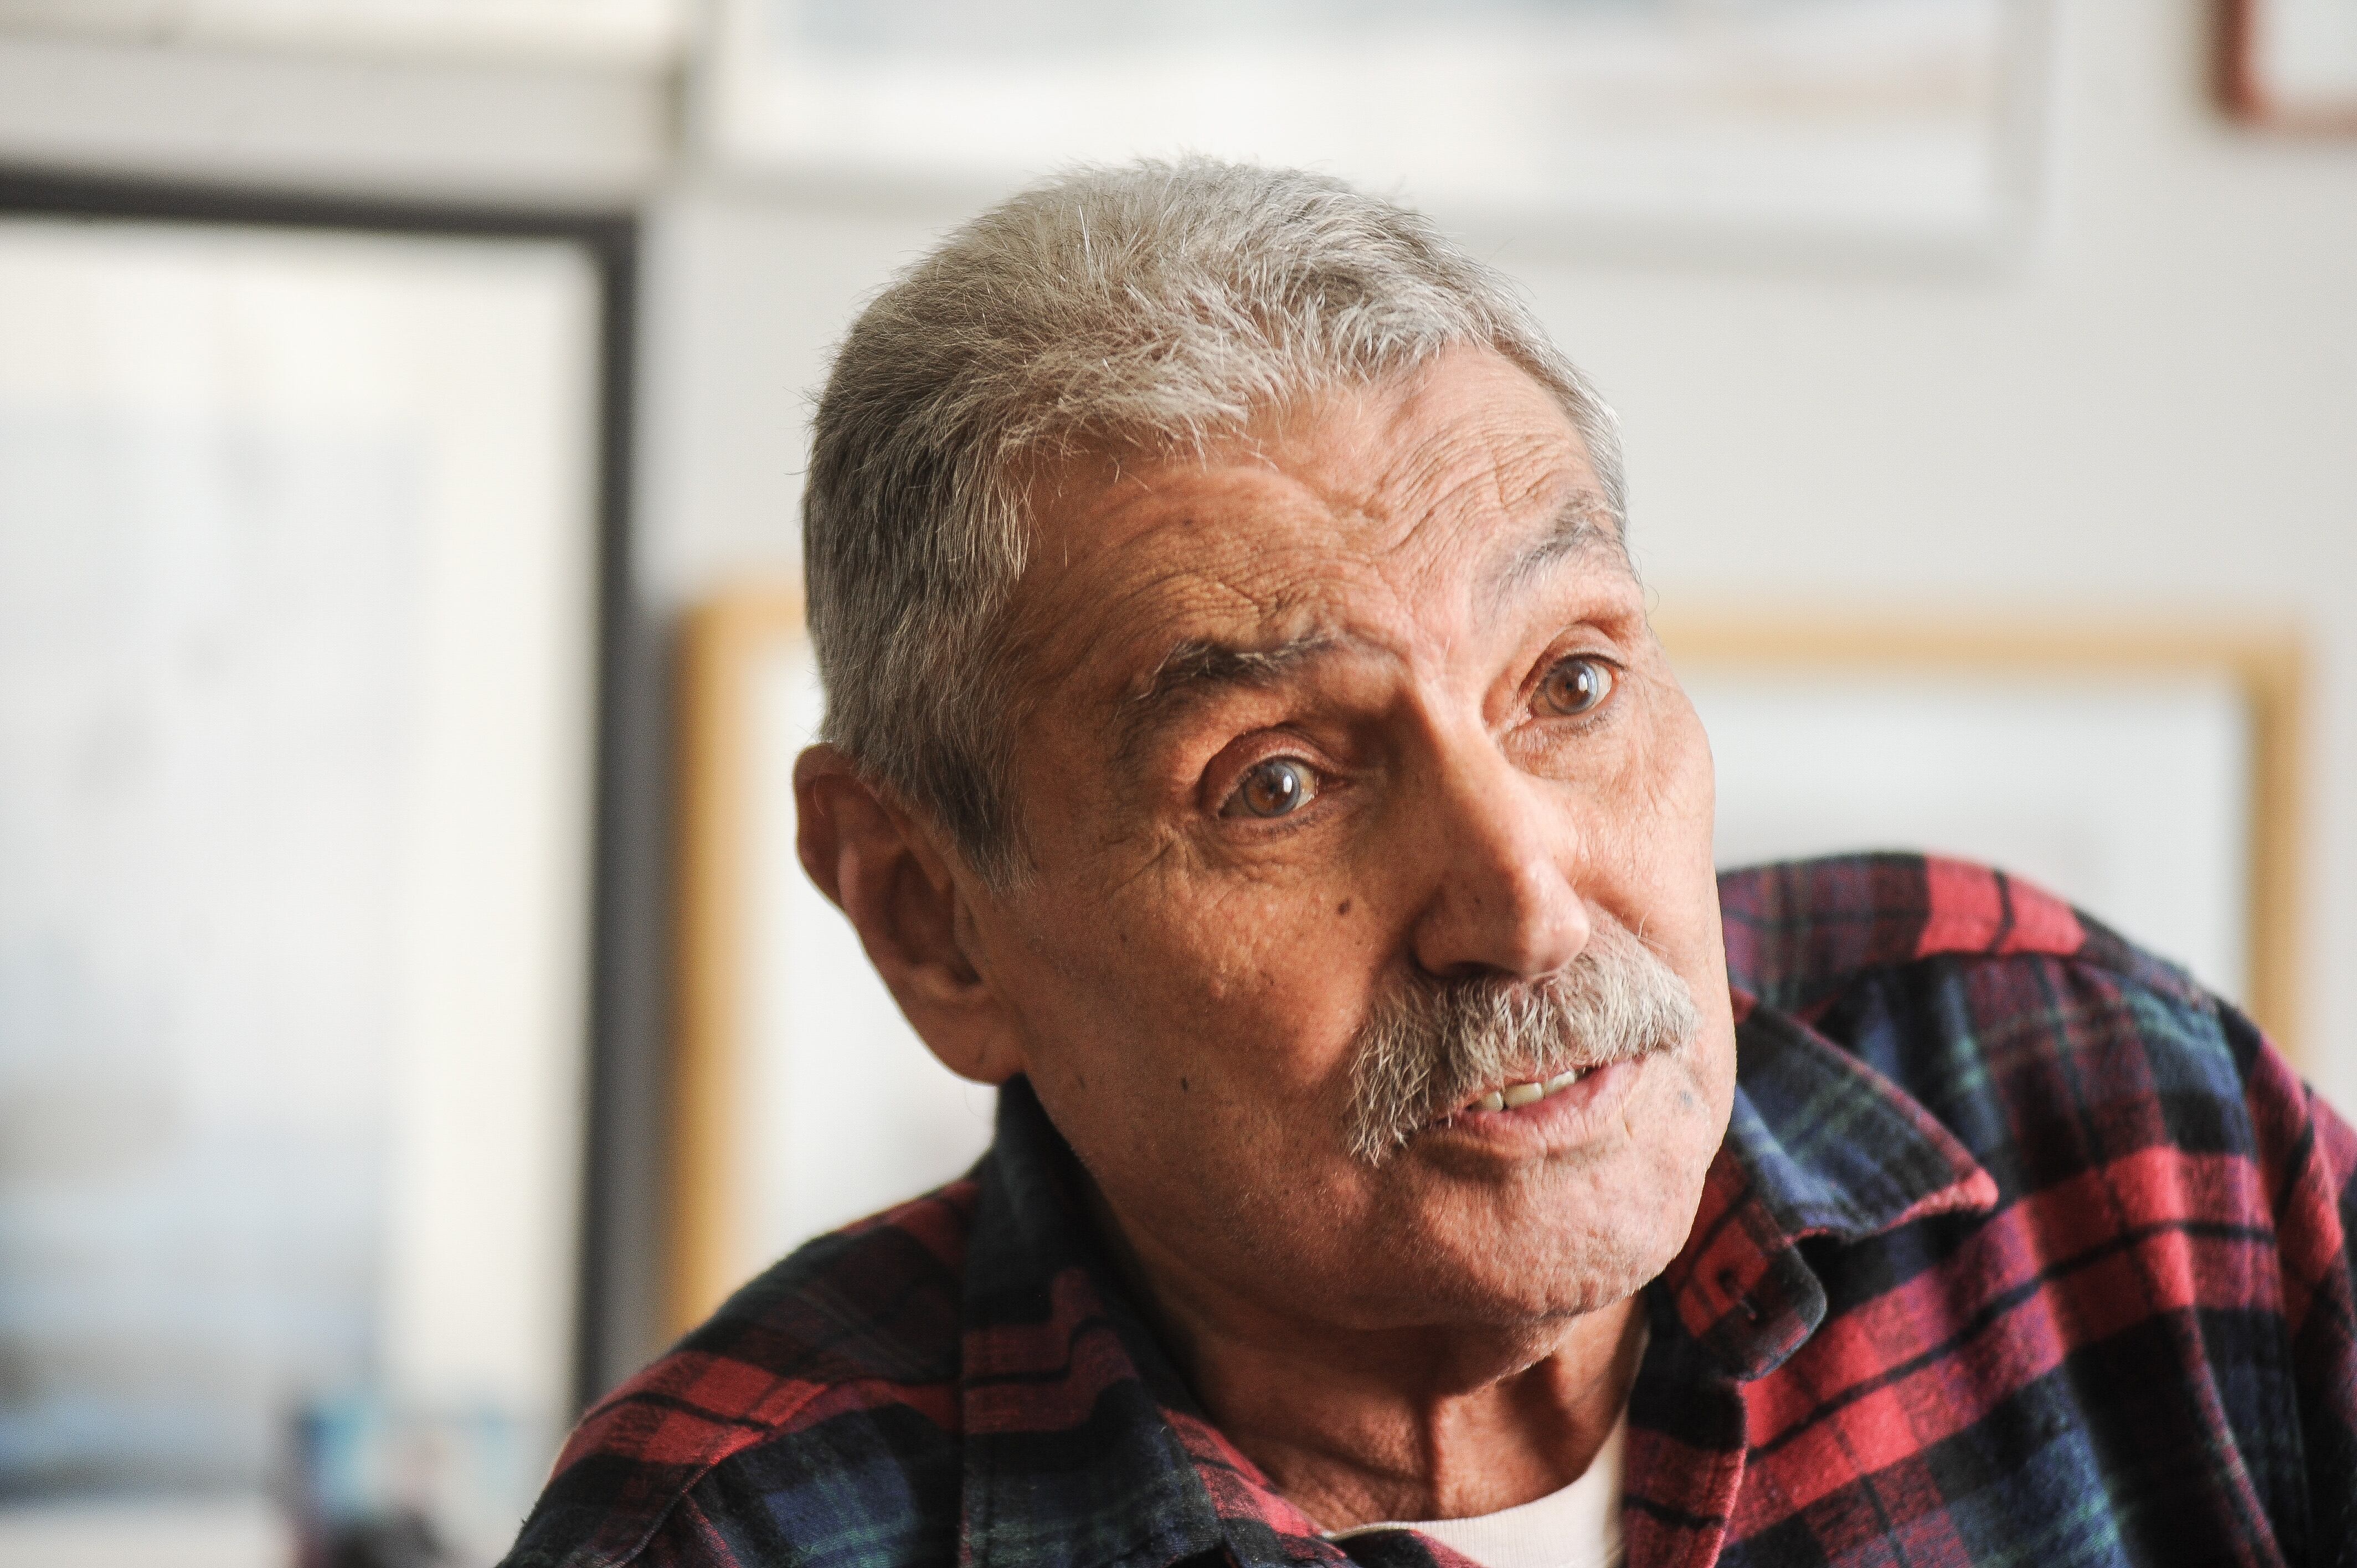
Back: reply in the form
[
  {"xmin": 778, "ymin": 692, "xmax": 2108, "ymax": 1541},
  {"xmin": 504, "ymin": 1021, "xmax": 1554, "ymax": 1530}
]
[
  {"xmin": 1329, "ymin": 405, "xmax": 1595, "ymax": 580},
  {"xmin": 1021, "ymin": 548, "xmax": 1265, "ymax": 700},
  {"xmin": 1481, "ymin": 488, "xmax": 1630, "ymax": 610},
  {"xmin": 1016, "ymin": 449, "xmax": 1330, "ymax": 661},
  {"xmin": 1032, "ymin": 360, "xmax": 1609, "ymax": 776}
]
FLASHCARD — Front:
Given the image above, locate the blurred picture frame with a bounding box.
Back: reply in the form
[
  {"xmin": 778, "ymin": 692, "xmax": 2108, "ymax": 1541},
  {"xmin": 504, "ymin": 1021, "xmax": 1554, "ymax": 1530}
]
[
  {"xmin": 668, "ymin": 586, "xmax": 997, "ymax": 1335},
  {"xmin": 668, "ymin": 590, "xmax": 2305, "ymax": 1336},
  {"xmin": 3, "ymin": 0, "xmax": 692, "ymax": 68},
  {"xmin": 1658, "ymin": 612, "xmax": 2306, "ymax": 1055},
  {"xmin": 2221, "ymin": 0, "xmax": 2357, "ymax": 130},
  {"xmin": 699, "ymin": 0, "xmax": 2061, "ymax": 264},
  {"xmin": 0, "ymin": 172, "xmax": 636, "ymax": 1562}
]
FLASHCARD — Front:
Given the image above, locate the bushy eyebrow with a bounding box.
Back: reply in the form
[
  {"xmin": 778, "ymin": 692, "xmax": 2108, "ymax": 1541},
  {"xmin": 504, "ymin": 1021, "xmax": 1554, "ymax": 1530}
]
[
  {"xmin": 1111, "ymin": 629, "xmax": 1344, "ymax": 768},
  {"xmin": 1485, "ymin": 489, "xmax": 1629, "ymax": 605}
]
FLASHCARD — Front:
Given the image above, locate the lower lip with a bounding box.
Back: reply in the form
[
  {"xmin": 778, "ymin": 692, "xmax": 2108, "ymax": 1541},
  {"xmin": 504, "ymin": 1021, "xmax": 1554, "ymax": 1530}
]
[{"xmin": 1422, "ymin": 1059, "xmax": 1644, "ymax": 1153}]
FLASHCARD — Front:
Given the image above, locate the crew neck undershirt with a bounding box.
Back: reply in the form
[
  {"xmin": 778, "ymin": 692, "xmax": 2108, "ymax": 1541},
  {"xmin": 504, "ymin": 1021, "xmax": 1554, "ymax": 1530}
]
[{"xmin": 1322, "ymin": 1406, "xmax": 1626, "ymax": 1568}]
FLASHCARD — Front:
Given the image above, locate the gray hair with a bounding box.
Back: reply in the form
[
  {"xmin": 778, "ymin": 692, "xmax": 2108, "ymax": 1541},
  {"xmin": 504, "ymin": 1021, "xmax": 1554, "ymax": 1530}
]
[{"xmin": 802, "ymin": 156, "xmax": 1624, "ymax": 885}]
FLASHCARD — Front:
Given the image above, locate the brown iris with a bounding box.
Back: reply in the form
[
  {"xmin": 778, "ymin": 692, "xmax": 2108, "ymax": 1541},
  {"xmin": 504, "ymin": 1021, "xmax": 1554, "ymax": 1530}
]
[
  {"xmin": 1536, "ymin": 657, "xmax": 1613, "ymax": 718},
  {"xmin": 1228, "ymin": 757, "xmax": 1316, "ymax": 818}
]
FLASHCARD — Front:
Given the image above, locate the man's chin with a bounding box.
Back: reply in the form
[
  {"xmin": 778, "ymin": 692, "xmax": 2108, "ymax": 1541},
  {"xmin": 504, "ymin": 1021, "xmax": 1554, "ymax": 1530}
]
[
  {"xmin": 1350, "ymin": 1239, "xmax": 1668, "ymax": 1335},
  {"xmin": 1334, "ymin": 1175, "xmax": 1692, "ymax": 1329}
]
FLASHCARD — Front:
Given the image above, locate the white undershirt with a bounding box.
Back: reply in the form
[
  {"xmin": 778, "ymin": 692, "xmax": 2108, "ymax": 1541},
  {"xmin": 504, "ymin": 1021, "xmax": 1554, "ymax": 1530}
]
[{"xmin": 1323, "ymin": 1409, "xmax": 1627, "ymax": 1568}]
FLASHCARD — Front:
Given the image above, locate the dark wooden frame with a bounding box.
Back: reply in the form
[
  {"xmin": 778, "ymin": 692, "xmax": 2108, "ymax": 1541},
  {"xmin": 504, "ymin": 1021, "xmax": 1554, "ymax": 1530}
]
[
  {"xmin": 0, "ymin": 165, "xmax": 641, "ymax": 1415},
  {"xmin": 2220, "ymin": 0, "xmax": 2357, "ymax": 130}
]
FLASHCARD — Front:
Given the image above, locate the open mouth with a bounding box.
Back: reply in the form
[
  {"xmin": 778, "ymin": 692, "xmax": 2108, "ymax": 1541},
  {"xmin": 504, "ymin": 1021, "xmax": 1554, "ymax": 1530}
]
[{"xmin": 1453, "ymin": 1067, "xmax": 1589, "ymax": 1116}]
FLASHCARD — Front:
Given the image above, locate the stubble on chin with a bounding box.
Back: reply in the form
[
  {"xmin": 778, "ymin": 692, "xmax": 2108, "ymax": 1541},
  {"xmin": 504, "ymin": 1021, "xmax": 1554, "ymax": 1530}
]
[{"xmin": 1353, "ymin": 1043, "xmax": 1727, "ymax": 1328}]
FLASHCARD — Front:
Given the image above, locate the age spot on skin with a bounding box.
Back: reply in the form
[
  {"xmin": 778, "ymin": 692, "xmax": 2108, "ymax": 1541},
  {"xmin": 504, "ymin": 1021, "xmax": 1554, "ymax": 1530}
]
[
  {"xmin": 1181, "ymin": 1077, "xmax": 1191, "ymax": 1092},
  {"xmin": 1337, "ymin": 900, "xmax": 1352, "ymax": 916}
]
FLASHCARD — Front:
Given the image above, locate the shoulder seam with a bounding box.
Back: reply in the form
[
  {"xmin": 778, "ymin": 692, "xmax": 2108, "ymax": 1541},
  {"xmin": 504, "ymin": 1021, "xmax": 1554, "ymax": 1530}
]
[
  {"xmin": 1721, "ymin": 854, "xmax": 2193, "ymax": 999},
  {"xmin": 1747, "ymin": 941, "xmax": 2219, "ymax": 1025},
  {"xmin": 1944, "ymin": 935, "xmax": 2216, "ymax": 1015},
  {"xmin": 1723, "ymin": 856, "xmax": 2211, "ymax": 1014}
]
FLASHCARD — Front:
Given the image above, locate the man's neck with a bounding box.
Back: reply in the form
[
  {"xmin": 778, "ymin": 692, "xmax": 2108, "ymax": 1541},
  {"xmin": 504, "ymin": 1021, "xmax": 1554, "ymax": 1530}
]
[
  {"xmin": 1192, "ymin": 1299, "xmax": 1641, "ymax": 1529},
  {"xmin": 1084, "ymin": 1184, "xmax": 1645, "ymax": 1530}
]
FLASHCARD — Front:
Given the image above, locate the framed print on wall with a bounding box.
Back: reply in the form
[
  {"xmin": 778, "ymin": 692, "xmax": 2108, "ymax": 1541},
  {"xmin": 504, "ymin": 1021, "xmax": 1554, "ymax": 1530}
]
[
  {"xmin": 8, "ymin": 0, "xmax": 693, "ymax": 67},
  {"xmin": 0, "ymin": 175, "xmax": 632, "ymax": 1566},
  {"xmin": 702, "ymin": 0, "xmax": 2060, "ymax": 262},
  {"xmin": 2222, "ymin": 0, "xmax": 2357, "ymax": 130},
  {"xmin": 1658, "ymin": 613, "xmax": 2306, "ymax": 1055},
  {"xmin": 670, "ymin": 587, "xmax": 996, "ymax": 1337}
]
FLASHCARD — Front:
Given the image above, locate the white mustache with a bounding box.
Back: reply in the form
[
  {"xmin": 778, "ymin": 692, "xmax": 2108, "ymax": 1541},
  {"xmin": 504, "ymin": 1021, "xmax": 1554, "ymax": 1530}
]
[{"xmin": 1343, "ymin": 919, "xmax": 1701, "ymax": 1164}]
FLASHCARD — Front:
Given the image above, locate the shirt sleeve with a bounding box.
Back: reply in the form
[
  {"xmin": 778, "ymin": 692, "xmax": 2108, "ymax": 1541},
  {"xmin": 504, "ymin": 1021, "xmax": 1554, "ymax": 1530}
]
[{"xmin": 2230, "ymin": 1004, "xmax": 2357, "ymax": 1561}]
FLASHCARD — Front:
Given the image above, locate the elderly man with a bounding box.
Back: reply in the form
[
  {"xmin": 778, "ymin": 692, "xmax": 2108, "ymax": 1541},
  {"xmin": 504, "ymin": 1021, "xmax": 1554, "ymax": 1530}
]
[{"xmin": 508, "ymin": 161, "xmax": 2355, "ymax": 1567}]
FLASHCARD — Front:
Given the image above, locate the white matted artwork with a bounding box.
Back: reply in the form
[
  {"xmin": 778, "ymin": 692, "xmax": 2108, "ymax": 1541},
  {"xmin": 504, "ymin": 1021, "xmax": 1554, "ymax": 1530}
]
[
  {"xmin": 703, "ymin": 0, "xmax": 2056, "ymax": 257},
  {"xmin": 0, "ymin": 215, "xmax": 604, "ymax": 1564},
  {"xmin": 671, "ymin": 591, "xmax": 995, "ymax": 1335},
  {"xmin": 1659, "ymin": 616, "xmax": 2305, "ymax": 1049}
]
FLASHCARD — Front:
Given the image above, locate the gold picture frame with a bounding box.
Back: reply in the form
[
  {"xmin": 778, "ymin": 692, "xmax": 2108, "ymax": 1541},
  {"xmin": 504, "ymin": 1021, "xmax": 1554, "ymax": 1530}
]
[{"xmin": 670, "ymin": 584, "xmax": 807, "ymax": 1337}]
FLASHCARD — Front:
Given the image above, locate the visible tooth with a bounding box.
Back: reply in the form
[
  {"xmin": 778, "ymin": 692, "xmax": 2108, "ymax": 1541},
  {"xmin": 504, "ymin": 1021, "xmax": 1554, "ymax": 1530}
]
[
  {"xmin": 1501, "ymin": 1081, "xmax": 1545, "ymax": 1108},
  {"xmin": 1543, "ymin": 1070, "xmax": 1582, "ymax": 1096},
  {"xmin": 1474, "ymin": 1091, "xmax": 1505, "ymax": 1112}
]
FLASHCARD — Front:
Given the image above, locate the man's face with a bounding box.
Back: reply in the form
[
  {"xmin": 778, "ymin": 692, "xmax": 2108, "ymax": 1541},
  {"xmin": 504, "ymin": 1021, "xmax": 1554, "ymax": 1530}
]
[{"xmin": 965, "ymin": 346, "xmax": 1735, "ymax": 1333}]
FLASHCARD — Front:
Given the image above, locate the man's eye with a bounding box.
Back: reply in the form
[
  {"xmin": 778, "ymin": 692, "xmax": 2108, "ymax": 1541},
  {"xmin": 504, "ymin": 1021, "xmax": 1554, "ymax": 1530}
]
[
  {"xmin": 1536, "ymin": 657, "xmax": 1614, "ymax": 718},
  {"xmin": 1224, "ymin": 757, "xmax": 1319, "ymax": 819}
]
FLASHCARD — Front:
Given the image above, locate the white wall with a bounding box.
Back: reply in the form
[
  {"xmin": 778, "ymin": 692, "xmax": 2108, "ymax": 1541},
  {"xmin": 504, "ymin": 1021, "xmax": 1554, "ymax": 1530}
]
[{"xmin": 637, "ymin": 0, "xmax": 2357, "ymax": 1116}]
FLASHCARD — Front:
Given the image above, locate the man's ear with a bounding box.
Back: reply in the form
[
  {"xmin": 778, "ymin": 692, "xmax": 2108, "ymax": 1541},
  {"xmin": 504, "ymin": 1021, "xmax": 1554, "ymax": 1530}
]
[{"xmin": 792, "ymin": 744, "xmax": 1027, "ymax": 1086}]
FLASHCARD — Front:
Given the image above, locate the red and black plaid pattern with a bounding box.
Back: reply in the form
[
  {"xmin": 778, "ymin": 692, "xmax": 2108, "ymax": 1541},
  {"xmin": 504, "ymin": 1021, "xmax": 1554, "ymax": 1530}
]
[{"xmin": 506, "ymin": 854, "xmax": 2357, "ymax": 1567}]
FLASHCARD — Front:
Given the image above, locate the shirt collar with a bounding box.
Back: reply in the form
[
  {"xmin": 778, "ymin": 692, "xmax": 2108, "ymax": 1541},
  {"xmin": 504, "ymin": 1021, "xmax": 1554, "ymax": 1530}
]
[
  {"xmin": 1658, "ymin": 990, "xmax": 1999, "ymax": 1380},
  {"xmin": 959, "ymin": 1079, "xmax": 1324, "ymax": 1568},
  {"xmin": 957, "ymin": 992, "xmax": 1996, "ymax": 1566}
]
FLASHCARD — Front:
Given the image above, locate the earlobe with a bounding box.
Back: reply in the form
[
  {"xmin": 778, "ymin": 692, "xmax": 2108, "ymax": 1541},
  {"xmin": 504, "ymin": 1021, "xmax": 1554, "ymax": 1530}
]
[{"xmin": 792, "ymin": 745, "xmax": 1028, "ymax": 1086}]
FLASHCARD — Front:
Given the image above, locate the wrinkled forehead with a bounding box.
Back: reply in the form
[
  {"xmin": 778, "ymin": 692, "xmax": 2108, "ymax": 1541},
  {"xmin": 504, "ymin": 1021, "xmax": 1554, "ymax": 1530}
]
[{"xmin": 1006, "ymin": 349, "xmax": 1632, "ymax": 699}]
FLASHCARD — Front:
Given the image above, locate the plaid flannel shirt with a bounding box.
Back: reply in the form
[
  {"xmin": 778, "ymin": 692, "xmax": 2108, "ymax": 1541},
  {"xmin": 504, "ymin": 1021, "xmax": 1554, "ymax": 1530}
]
[{"xmin": 508, "ymin": 853, "xmax": 2357, "ymax": 1567}]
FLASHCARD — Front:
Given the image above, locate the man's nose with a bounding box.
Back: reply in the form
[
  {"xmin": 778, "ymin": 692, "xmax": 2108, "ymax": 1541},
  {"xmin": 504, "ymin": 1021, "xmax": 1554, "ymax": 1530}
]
[{"xmin": 1403, "ymin": 735, "xmax": 1591, "ymax": 982}]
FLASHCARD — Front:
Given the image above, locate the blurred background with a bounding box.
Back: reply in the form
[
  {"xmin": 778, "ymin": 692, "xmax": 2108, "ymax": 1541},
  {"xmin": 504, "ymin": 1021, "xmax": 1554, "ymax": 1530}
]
[{"xmin": 0, "ymin": 1, "xmax": 2350, "ymax": 1563}]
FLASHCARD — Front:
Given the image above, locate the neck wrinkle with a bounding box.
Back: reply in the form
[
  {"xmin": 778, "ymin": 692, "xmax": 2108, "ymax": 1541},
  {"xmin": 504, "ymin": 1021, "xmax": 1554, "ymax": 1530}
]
[{"xmin": 1080, "ymin": 1165, "xmax": 1646, "ymax": 1530}]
